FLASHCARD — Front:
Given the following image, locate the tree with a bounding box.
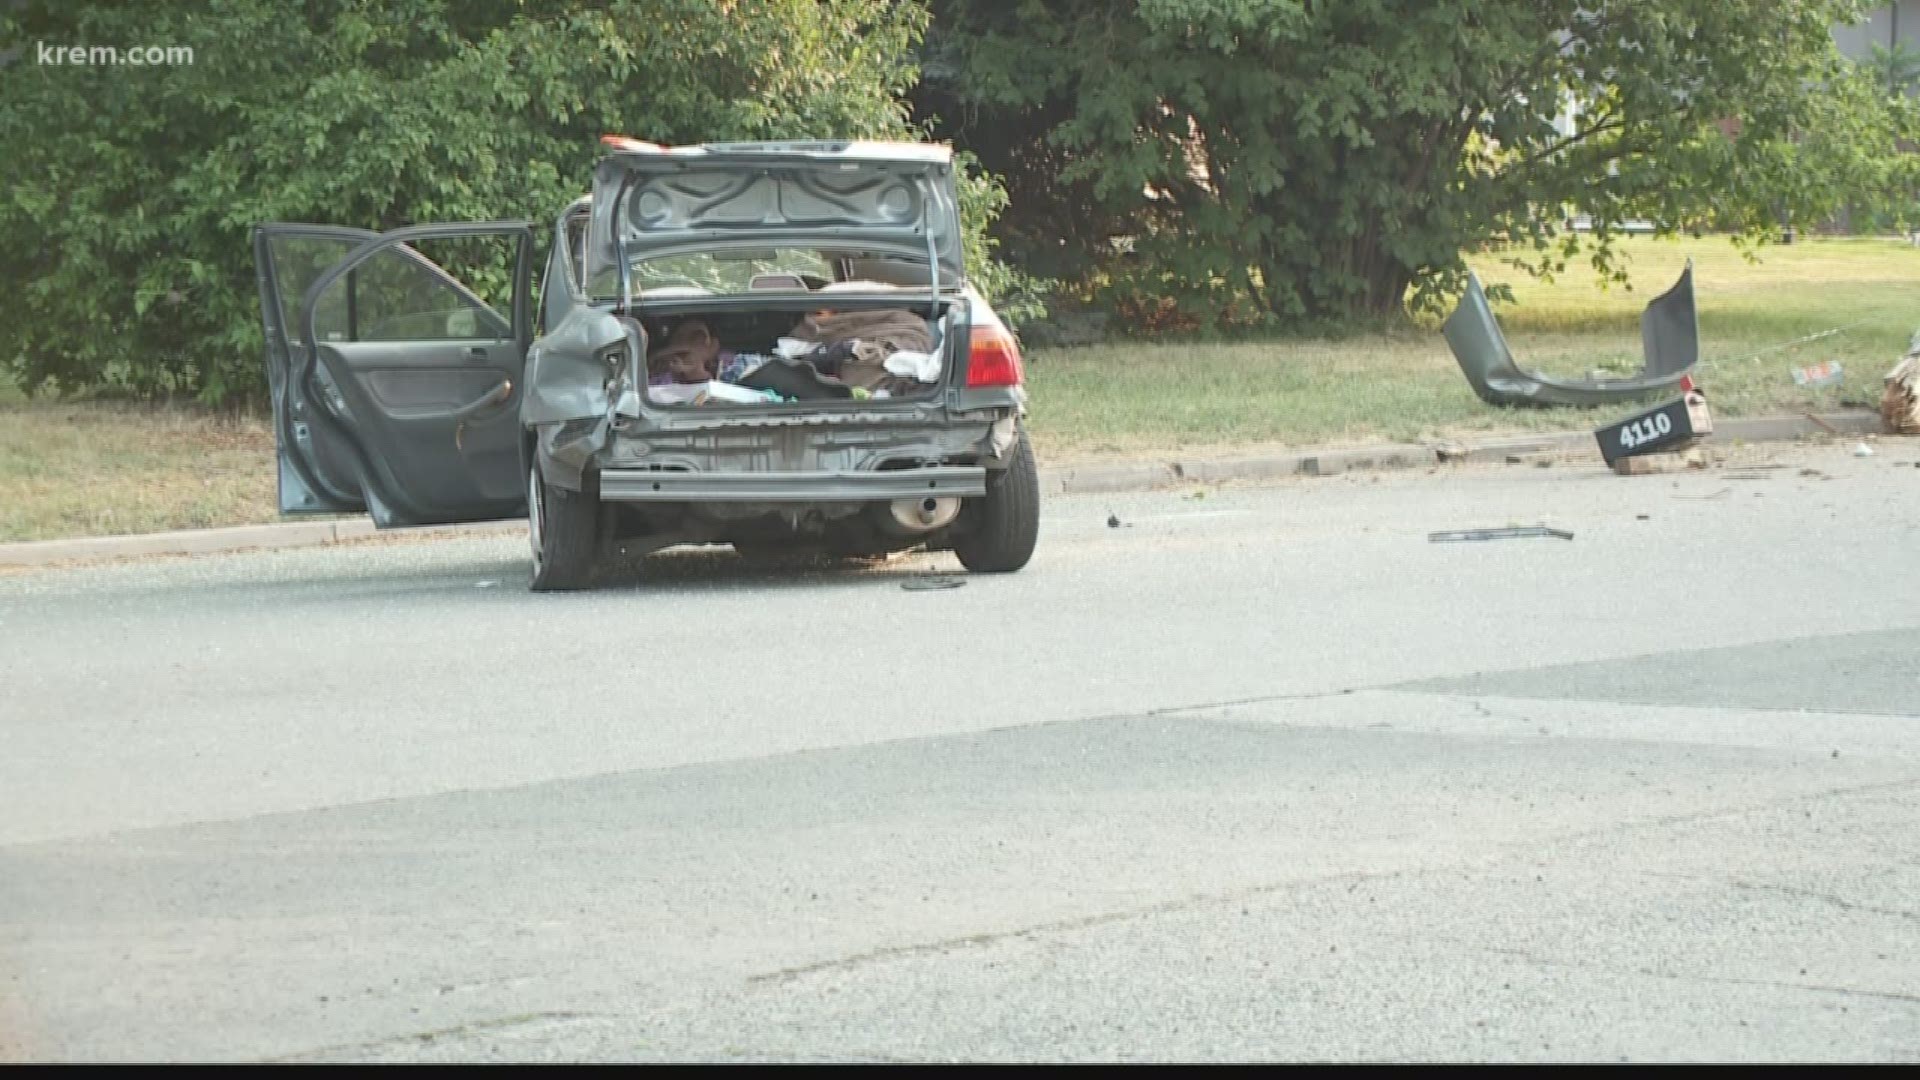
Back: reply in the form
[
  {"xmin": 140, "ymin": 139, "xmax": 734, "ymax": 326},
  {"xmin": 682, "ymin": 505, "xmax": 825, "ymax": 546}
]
[
  {"xmin": 0, "ymin": 0, "xmax": 1020, "ymax": 402},
  {"xmin": 919, "ymin": 0, "xmax": 1920, "ymax": 326},
  {"xmin": 1867, "ymin": 41, "xmax": 1920, "ymax": 97}
]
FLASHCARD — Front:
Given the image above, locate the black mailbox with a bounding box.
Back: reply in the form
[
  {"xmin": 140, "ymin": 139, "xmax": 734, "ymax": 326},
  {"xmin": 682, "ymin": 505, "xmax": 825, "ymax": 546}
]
[{"xmin": 1595, "ymin": 391, "xmax": 1713, "ymax": 465}]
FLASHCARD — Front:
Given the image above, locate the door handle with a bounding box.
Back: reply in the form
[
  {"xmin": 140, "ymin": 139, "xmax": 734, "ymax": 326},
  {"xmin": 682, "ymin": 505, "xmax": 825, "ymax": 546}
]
[
  {"xmin": 445, "ymin": 379, "xmax": 513, "ymax": 422},
  {"xmin": 422, "ymin": 380, "xmax": 514, "ymax": 425},
  {"xmin": 465, "ymin": 346, "xmax": 489, "ymax": 359},
  {"xmin": 448, "ymin": 379, "xmax": 515, "ymax": 452}
]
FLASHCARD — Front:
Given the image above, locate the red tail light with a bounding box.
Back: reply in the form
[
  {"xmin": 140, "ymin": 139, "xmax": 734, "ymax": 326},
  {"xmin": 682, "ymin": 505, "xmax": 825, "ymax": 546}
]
[{"xmin": 966, "ymin": 324, "xmax": 1025, "ymax": 388}]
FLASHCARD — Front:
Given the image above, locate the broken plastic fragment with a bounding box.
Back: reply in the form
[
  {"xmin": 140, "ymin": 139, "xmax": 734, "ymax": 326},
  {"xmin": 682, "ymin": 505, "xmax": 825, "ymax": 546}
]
[{"xmin": 1428, "ymin": 526, "xmax": 1574, "ymax": 543}]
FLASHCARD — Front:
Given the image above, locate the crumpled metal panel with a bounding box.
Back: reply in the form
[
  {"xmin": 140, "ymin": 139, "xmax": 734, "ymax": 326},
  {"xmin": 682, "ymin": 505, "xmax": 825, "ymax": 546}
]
[
  {"xmin": 521, "ymin": 308, "xmax": 629, "ymax": 426},
  {"xmin": 1442, "ymin": 261, "xmax": 1699, "ymax": 408}
]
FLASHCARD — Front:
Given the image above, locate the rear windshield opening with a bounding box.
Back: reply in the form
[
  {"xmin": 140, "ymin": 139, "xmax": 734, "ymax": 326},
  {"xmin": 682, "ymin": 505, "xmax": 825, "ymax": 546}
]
[{"xmin": 592, "ymin": 246, "xmax": 938, "ymax": 301}]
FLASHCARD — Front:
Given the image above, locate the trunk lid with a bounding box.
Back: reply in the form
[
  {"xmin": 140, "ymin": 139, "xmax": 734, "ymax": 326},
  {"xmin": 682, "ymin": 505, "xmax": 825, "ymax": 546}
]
[{"xmin": 586, "ymin": 140, "xmax": 964, "ymax": 300}]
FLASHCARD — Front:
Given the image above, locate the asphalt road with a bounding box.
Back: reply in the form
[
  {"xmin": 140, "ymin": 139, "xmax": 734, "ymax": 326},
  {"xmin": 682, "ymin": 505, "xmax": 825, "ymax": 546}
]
[{"xmin": 3, "ymin": 441, "xmax": 1918, "ymax": 1062}]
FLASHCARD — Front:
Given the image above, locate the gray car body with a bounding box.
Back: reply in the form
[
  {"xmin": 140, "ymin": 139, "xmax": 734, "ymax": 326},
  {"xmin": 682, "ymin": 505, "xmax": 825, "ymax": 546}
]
[{"xmin": 519, "ymin": 142, "xmax": 1025, "ymax": 553}]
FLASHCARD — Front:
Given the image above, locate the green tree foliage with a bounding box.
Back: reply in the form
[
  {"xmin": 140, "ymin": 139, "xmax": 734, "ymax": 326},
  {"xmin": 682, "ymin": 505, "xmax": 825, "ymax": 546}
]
[
  {"xmin": 0, "ymin": 0, "xmax": 1019, "ymax": 402},
  {"xmin": 918, "ymin": 0, "xmax": 1920, "ymax": 327},
  {"xmin": 1867, "ymin": 41, "xmax": 1920, "ymax": 97}
]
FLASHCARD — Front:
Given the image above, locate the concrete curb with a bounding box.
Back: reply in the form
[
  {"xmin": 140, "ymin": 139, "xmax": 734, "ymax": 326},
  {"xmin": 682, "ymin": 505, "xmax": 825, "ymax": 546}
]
[
  {"xmin": 1044, "ymin": 411, "xmax": 1890, "ymax": 495},
  {"xmin": 2, "ymin": 411, "xmax": 1895, "ymax": 568},
  {"xmin": 0, "ymin": 518, "xmax": 528, "ymax": 568}
]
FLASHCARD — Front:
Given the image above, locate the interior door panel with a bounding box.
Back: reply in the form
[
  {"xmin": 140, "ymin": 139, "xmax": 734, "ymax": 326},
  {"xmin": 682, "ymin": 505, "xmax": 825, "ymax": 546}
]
[{"xmin": 254, "ymin": 222, "xmax": 535, "ymax": 526}]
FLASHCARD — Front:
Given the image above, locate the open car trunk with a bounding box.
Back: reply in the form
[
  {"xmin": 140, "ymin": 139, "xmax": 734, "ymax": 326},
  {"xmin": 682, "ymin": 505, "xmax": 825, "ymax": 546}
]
[{"xmin": 632, "ymin": 295, "xmax": 960, "ymax": 410}]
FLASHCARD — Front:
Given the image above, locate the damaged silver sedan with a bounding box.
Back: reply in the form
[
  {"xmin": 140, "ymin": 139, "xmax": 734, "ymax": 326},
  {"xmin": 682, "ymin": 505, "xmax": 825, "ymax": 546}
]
[{"xmin": 253, "ymin": 140, "xmax": 1037, "ymax": 590}]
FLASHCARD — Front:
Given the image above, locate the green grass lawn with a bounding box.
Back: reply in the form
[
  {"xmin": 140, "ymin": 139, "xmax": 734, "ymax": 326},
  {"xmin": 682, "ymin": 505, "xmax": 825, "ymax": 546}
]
[
  {"xmin": 3, "ymin": 234, "xmax": 1913, "ymax": 542},
  {"xmin": 0, "ymin": 385, "xmax": 280, "ymax": 542},
  {"xmin": 1027, "ymin": 235, "xmax": 1917, "ymax": 461}
]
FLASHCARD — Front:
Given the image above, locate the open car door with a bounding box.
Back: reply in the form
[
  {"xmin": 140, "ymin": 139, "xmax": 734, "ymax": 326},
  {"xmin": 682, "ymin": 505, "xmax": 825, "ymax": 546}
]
[{"xmin": 253, "ymin": 222, "xmax": 534, "ymax": 526}]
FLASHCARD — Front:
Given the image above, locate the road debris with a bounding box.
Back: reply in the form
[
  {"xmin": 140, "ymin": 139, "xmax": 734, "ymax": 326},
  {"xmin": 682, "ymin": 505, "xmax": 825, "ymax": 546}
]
[
  {"xmin": 1803, "ymin": 412, "xmax": 1840, "ymax": 434},
  {"xmin": 1106, "ymin": 512, "xmax": 1130, "ymax": 529},
  {"xmin": 901, "ymin": 576, "xmax": 966, "ymax": 591},
  {"xmin": 1428, "ymin": 526, "xmax": 1575, "ymax": 543},
  {"xmin": 1671, "ymin": 488, "xmax": 1732, "ymax": 500},
  {"xmin": 1853, "ymin": 442, "xmax": 1875, "ymax": 458},
  {"xmin": 1443, "ymin": 263, "xmax": 1699, "ymax": 407},
  {"xmin": 1611, "ymin": 447, "xmax": 1706, "ymax": 475}
]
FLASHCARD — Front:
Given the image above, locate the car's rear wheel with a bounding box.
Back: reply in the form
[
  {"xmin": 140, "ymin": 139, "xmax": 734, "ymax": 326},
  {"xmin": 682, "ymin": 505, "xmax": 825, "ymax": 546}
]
[
  {"xmin": 528, "ymin": 457, "xmax": 600, "ymax": 592},
  {"xmin": 953, "ymin": 427, "xmax": 1040, "ymax": 573}
]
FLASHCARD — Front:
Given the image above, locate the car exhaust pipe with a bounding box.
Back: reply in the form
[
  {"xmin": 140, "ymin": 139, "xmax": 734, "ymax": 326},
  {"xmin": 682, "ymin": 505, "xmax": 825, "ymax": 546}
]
[{"xmin": 886, "ymin": 495, "xmax": 961, "ymax": 534}]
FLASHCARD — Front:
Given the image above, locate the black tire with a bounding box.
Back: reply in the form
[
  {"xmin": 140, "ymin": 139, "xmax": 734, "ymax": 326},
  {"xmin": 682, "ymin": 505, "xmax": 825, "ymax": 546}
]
[
  {"xmin": 953, "ymin": 426, "xmax": 1040, "ymax": 573},
  {"xmin": 527, "ymin": 457, "xmax": 600, "ymax": 592}
]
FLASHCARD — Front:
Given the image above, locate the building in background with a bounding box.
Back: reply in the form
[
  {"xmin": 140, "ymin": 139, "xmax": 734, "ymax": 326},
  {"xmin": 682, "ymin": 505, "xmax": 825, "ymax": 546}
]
[{"xmin": 1832, "ymin": 2, "xmax": 1920, "ymax": 63}]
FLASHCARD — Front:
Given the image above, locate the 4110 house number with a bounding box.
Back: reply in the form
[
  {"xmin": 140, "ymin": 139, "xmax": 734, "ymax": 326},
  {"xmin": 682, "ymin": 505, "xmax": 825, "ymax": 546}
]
[{"xmin": 1615, "ymin": 411, "xmax": 1673, "ymax": 450}]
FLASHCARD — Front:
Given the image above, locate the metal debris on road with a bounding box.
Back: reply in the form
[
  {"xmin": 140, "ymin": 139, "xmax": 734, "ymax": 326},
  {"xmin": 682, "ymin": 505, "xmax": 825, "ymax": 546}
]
[
  {"xmin": 901, "ymin": 577, "xmax": 966, "ymax": 591},
  {"xmin": 1671, "ymin": 488, "xmax": 1732, "ymax": 500},
  {"xmin": 1428, "ymin": 526, "xmax": 1575, "ymax": 543}
]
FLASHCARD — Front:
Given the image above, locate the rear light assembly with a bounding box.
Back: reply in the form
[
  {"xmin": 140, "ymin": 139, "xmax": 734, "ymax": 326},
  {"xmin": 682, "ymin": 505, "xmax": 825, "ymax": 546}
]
[{"xmin": 965, "ymin": 323, "xmax": 1025, "ymax": 388}]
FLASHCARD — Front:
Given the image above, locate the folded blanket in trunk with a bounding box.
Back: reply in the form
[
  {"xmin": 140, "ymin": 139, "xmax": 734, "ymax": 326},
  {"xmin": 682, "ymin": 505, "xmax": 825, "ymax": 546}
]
[
  {"xmin": 789, "ymin": 309, "xmax": 935, "ymax": 356},
  {"xmin": 786, "ymin": 309, "xmax": 935, "ymax": 393}
]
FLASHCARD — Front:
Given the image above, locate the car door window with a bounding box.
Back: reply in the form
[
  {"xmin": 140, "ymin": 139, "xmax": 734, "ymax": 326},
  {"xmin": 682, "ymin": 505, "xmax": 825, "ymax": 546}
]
[
  {"xmin": 267, "ymin": 235, "xmax": 361, "ymax": 345},
  {"xmin": 343, "ymin": 246, "xmax": 511, "ymax": 342}
]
